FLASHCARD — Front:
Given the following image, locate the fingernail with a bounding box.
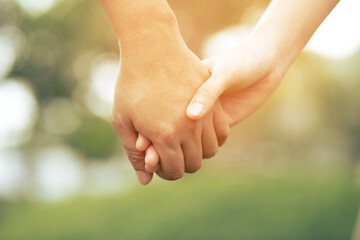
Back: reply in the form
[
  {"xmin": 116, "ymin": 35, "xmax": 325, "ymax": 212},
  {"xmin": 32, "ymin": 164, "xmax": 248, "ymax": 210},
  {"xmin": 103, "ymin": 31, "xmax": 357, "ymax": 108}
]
[
  {"xmin": 188, "ymin": 103, "xmax": 204, "ymax": 116},
  {"xmin": 136, "ymin": 171, "xmax": 150, "ymax": 185}
]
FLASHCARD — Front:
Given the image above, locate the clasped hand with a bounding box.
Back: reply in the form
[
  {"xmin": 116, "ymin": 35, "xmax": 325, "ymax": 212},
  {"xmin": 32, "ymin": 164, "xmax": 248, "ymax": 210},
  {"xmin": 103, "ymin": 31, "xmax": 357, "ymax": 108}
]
[
  {"xmin": 113, "ymin": 29, "xmax": 281, "ymax": 185},
  {"xmin": 112, "ymin": 33, "xmax": 231, "ymax": 184},
  {"xmin": 102, "ymin": 0, "xmax": 338, "ymax": 185}
]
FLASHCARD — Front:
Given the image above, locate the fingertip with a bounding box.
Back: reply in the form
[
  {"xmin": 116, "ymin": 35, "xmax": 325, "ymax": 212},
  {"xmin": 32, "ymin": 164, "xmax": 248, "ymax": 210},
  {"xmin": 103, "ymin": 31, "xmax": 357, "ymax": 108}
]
[
  {"xmin": 135, "ymin": 140, "xmax": 142, "ymax": 152},
  {"xmin": 136, "ymin": 171, "xmax": 153, "ymax": 185},
  {"xmin": 135, "ymin": 134, "xmax": 151, "ymax": 152},
  {"xmin": 145, "ymin": 146, "xmax": 160, "ymax": 173},
  {"xmin": 186, "ymin": 103, "xmax": 205, "ymax": 120},
  {"xmin": 186, "ymin": 112, "xmax": 202, "ymax": 120}
]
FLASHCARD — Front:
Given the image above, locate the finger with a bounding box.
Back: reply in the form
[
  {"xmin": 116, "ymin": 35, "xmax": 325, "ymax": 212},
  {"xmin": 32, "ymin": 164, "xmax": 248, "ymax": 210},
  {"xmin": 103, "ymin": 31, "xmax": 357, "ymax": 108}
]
[
  {"xmin": 136, "ymin": 133, "xmax": 152, "ymax": 152},
  {"xmin": 201, "ymin": 114, "xmax": 218, "ymax": 159},
  {"xmin": 112, "ymin": 117, "xmax": 152, "ymax": 185},
  {"xmin": 213, "ymin": 101, "xmax": 230, "ymax": 147},
  {"xmin": 136, "ymin": 171, "xmax": 153, "ymax": 185},
  {"xmin": 186, "ymin": 71, "xmax": 226, "ymax": 120},
  {"xmin": 181, "ymin": 134, "xmax": 202, "ymax": 173},
  {"xmin": 153, "ymin": 143, "xmax": 184, "ymax": 181},
  {"xmin": 145, "ymin": 145, "xmax": 160, "ymax": 173},
  {"xmin": 224, "ymin": 78, "xmax": 278, "ymax": 127},
  {"xmin": 201, "ymin": 57, "xmax": 216, "ymax": 69}
]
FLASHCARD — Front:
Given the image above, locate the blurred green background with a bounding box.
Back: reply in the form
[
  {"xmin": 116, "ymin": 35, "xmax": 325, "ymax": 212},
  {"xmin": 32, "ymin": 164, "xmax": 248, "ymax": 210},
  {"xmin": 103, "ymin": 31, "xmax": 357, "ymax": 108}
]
[{"xmin": 0, "ymin": 0, "xmax": 360, "ymax": 239}]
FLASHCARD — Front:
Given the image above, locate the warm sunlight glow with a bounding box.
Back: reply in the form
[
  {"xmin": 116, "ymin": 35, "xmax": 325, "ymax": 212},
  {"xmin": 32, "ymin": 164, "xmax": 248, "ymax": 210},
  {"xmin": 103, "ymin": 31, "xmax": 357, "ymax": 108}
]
[
  {"xmin": 305, "ymin": 0, "xmax": 360, "ymax": 59},
  {"xmin": 204, "ymin": 0, "xmax": 360, "ymax": 60},
  {"xmin": 202, "ymin": 26, "xmax": 252, "ymax": 58}
]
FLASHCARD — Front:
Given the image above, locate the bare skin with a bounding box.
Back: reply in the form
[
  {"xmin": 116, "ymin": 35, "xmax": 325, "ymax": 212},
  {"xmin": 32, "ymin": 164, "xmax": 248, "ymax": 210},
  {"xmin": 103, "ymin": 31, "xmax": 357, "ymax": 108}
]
[
  {"xmin": 138, "ymin": 0, "xmax": 340, "ymax": 175},
  {"xmin": 99, "ymin": 0, "xmax": 229, "ymax": 185}
]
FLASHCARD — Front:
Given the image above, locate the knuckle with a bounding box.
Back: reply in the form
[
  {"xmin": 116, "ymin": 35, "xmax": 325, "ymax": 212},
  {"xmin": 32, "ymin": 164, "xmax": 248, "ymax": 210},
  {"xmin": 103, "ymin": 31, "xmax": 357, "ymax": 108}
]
[
  {"xmin": 111, "ymin": 114, "xmax": 121, "ymax": 127},
  {"xmin": 158, "ymin": 128, "xmax": 177, "ymax": 144},
  {"xmin": 261, "ymin": 72, "xmax": 283, "ymax": 93},
  {"xmin": 198, "ymin": 87, "xmax": 212, "ymax": 97},
  {"xmin": 218, "ymin": 135, "xmax": 228, "ymax": 147},
  {"xmin": 203, "ymin": 147, "xmax": 218, "ymax": 159},
  {"xmin": 161, "ymin": 134, "xmax": 176, "ymax": 143},
  {"xmin": 218, "ymin": 127, "xmax": 230, "ymax": 144},
  {"xmin": 185, "ymin": 162, "xmax": 202, "ymax": 174},
  {"xmin": 218, "ymin": 138, "xmax": 227, "ymax": 147},
  {"xmin": 167, "ymin": 171, "xmax": 184, "ymax": 180},
  {"xmin": 187, "ymin": 121, "xmax": 199, "ymax": 135},
  {"xmin": 198, "ymin": 88, "xmax": 216, "ymax": 101},
  {"xmin": 223, "ymin": 126, "xmax": 230, "ymax": 137},
  {"xmin": 126, "ymin": 149, "xmax": 145, "ymax": 170}
]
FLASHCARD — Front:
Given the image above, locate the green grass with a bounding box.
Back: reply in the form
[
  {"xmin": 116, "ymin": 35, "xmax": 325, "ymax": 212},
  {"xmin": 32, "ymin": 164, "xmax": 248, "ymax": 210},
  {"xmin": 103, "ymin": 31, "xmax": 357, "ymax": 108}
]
[{"xmin": 0, "ymin": 167, "xmax": 359, "ymax": 240}]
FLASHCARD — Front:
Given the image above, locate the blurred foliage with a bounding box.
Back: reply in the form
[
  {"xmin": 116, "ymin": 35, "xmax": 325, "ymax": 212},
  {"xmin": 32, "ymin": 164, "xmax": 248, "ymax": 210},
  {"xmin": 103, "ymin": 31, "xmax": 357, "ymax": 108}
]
[
  {"xmin": 66, "ymin": 117, "xmax": 118, "ymax": 159},
  {"xmin": 0, "ymin": 0, "xmax": 359, "ymax": 238},
  {"xmin": 1, "ymin": 0, "xmax": 359, "ymax": 163},
  {"xmin": 3, "ymin": 1, "xmax": 117, "ymax": 103},
  {"xmin": 0, "ymin": 168, "xmax": 358, "ymax": 240},
  {"xmin": 1, "ymin": 0, "xmax": 119, "ymax": 160},
  {"xmin": 1, "ymin": 0, "xmax": 273, "ymax": 160}
]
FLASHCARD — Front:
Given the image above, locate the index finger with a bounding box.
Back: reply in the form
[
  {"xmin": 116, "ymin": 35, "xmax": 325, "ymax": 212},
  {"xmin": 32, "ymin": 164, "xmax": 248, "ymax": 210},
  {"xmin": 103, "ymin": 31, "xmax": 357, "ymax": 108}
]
[{"xmin": 112, "ymin": 117, "xmax": 153, "ymax": 185}]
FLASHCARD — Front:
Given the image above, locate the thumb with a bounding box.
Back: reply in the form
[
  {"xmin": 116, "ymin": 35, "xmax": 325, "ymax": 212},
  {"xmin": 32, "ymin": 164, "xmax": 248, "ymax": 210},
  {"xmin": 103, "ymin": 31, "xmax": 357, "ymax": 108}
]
[{"xmin": 187, "ymin": 71, "xmax": 226, "ymax": 120}]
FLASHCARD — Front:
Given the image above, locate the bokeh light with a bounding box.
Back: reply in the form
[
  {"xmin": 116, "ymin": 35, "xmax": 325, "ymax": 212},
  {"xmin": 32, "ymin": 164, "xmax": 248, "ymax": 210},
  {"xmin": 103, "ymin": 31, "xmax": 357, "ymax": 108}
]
[
  {"xmin": 0, "ymin": 151, "xmax": 26, "ymax": 198},
  {"xmin": 41, "ymin": 98, "xmax": 82, "ymax": 135},
  {"xmin": 34, "ymin": 146, "xmax": 84, "ymax": 201},
  {"xmin": 1, "ymin": 0, "xmax": 360, "ymax": 239},
  {"xmin": 14, "ymin": 0, "xmax": 58, "ymax": 16},
  {"xmin": 0, "ymin": 35, "xmax": 16, "ymax": 80},
  {"xmin": 83, "ymin": 159, "xmax": 134, "ymax": 197},
  {"xmin": 85, "ymin": 55, "xmax": 119, "ymax": 119},
  {"xmin": 0, "ymin": 26, "xmax": 24, "ymax": 80},
  {"xmin": 0, "ymin": 80, "xmax": 38, "ymax": 148}
]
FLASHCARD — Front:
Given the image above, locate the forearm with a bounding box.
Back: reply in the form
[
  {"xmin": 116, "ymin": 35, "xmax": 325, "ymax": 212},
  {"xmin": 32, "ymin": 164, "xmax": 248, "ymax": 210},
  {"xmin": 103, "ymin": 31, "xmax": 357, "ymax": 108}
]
[
  {"xmin": 100, "ymin": 0, "xmax": 185, "ymax": 61},
  {"xmin": 251, "ymin": 0, "xmax": 339, "ymax": 73}
]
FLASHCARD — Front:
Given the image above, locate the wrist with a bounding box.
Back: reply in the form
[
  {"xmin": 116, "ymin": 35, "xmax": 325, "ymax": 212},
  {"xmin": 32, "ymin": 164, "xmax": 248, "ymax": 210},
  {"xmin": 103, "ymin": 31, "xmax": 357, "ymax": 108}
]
[
  {"xmin": 100, "ymin": 0, "xmax": 179, "ymax": 43},
  {"xmin": 119, "ymin": 21, "xmax": 184, "ymax": 56},
  {"xmin": 117, "ymin": 7, "xmax": 179, "ymax": 44},
  {"xmin": 112, "ymin": 3, "xmax": 185, "ymax": 61},
  {"xmin": 248, "ymin": 28, "xmax": 293, "ymax": 80}
]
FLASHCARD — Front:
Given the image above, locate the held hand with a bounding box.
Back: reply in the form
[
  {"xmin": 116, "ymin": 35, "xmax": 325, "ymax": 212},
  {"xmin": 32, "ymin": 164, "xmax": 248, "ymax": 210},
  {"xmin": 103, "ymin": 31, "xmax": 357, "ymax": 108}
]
[
  {"xmin": 139, "ymin": 39, "xmax": 285, "ymax": 173},
  {"xmin": 112, "ymin": 37, "xmax": 229, "ymax": 185},
  {"xmin": 136, "ymin": 100, "xmax": 229, "ymax": 174},
  {"xmin": 186, "ymin": 39, "xmax": 285, "ymax": 126}
]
